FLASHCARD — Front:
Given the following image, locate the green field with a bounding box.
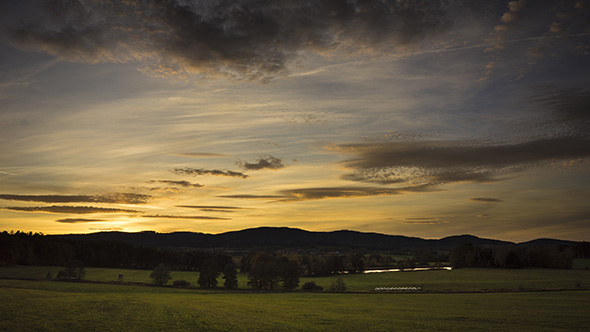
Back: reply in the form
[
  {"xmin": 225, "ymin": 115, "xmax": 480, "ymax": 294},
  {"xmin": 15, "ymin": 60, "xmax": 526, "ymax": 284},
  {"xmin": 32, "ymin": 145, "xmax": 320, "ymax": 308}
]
[
  {"xmin": 1, "ymin": 266, "xmax": 590, "ymax": 331},
  {"xmin": 1, "ymin": 265, "xmax": 588, "ymax": 292},
  {"xmin": 1, "ymin": 278, "xmax": 589, "ymax": 331}
]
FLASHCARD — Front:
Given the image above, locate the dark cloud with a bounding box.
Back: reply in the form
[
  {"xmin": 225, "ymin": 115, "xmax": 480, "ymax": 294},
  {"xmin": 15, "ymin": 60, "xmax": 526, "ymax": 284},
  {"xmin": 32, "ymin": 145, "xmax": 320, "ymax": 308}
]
[
  {"xmin": 171, "ymin": 168, "xmax": 248, "ymax": 178},
  {"xmin": 199, "ymin": 209, "xmax": 235, "ymax": 213},
  {"xmin": 534, "ymin": 86, "xmax": 590, "ymax": 136},
  {"xmin": 1, "ymin": 206, "xmax": 141, "ymax": 214},
  {"xmin": 6, "ymin": 0, "xmax": 452, "ymax": 81},
  {"xmin": 177, "ymin": 205, "xmax": 246, "ymax": 210},
  {"xmin": 55, "ymin": 218, "xmax": 105, "ymax": 223},
  {"xmin": 143, "ymin": 214, "xmax": 230, "ymax": 220},
  {"xmin": 278, "ymin": 184, "xmax": 437, "ymax": 201},
  {"xmin": 334, "ymin": 135, "xmax": 590, "ymax": 185},
  {"xmin": 148, "ymin": 180, "xmax": 204, "ymax": 188},
  {"xmin": 237, "ymin": 155, "xmax": 286, "ymax": 171},
  {"xmin": 0, "ymin": 193, "xmax": 151, "ymax": 204},
  {"xmin": 218, "ymin": 194, "xmax": 287, "ymax": 200},
  {"xmin": 341, "ymin": 170, "xmax": 407, "ymax": 185},
  {"xmin": 469, "ymin": 197, "xmax": 504, "ymax": 203}
]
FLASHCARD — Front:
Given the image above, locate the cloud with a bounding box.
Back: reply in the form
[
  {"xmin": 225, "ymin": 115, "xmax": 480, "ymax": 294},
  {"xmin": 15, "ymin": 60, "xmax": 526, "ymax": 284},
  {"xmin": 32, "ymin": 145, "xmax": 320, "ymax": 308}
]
[
  {"xmin": 282, "ymin": 113, "xmax": 326, "ymax": 125},
  {"xmin": 175, "ymin": 152, "xmax": 229, "ymax": 158},
  {"xmin": 401, "ymin": 217, "xmax": 447, "ymax": 224},
  {"xmin": 341, "ymin": 170, "xmax": 407, "ymax": 185},
  {"xmin": 237, "ymin": 155, "xmax": 286, "ymax": 171},
  {"xmin": 0, "ymin": 193, "xmax": 151, "ymax": 204},
  {"xmin": 0, "ymin": 206, "xmax": 141, "ymax": 214},
  {"xmin": 171, "ymin": 168, "xmax": 248, "ymax": 178},
  {"xmin": 199, "ymin": 209, "xmax": 235, "ymax": 213},
  {"xmin": 143, "ymin": 214, "xmax": 230, "ymax": 220},
  {"xmin": 217, "ymin": 194, "xmax": 287, "ymax": 200},
  {"xmin": 334, "ymin": 136, "xmax": 590, "ymax": 185},
  {"xmin": 148, "ymin": 180, "xmax": 204, "ymax": 188},
  {"xmin": 278, "ymin": 184, "xmax": 437, "ymax": 202},
  {"xmin": 6, "ymin": 0, "xmax": 452, "ymax": 81},
  {"xmin": 55, "ymin": 218, "xmax": 106, "ymax": 223},
  {"xmin": 534, "ymin": 86, "xmax": 590, "ymax": 135},
  {"xmin": 469, "ymin": 197, "xmax": 504, "ymax": 203},
  {"xmin": 177, "ymin": 205, "xmax": 246, "ymax": 210}
]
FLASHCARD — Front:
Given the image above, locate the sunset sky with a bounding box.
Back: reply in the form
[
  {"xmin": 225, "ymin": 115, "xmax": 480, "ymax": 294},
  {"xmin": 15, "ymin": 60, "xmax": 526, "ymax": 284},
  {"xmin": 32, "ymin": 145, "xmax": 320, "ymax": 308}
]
[{"xmin": 1, "ymin": 0, "xmax": 589, "ymax": 242}]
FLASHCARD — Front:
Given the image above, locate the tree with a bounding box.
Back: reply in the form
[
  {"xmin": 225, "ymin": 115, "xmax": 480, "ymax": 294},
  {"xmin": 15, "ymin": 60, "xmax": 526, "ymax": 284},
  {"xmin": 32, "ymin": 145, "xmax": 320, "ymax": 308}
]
[
  {"xmin": 329, "ymin": 277, "xmax": 347, "ymax": 292},
  {"xmin": 150, "ymin": 263, "xmax": 172, "ymax": 285},
  {"xmin": 173, "ymin": 280, "xmax": 191, "ymax": 288},
  {"xmin": 450, "ymin": 243, "xmax": 475, "ymax": 269},
  {"xmin": 56, "ymin": 260, "xmax": 86, "ymax": 281},
  {"xmin": 302, "ymin": 281, "xmax": 323, "ymax": 292},
  {"xmin": 247, "ymin": 252, "xmax": 281, "ymax": 290},
  {"xmin": 280, "ymin": 260, "xmax": 300, "ymax": 291},
  {"xmin": 348, "ymin": 253, "xmax": 365, "ymax": 273},
  {"xmin": 222, "ymin": 263, "xmax": 239, "ymax": 289},
  {"xmin": 198, "ymin": 259, "xmax": 220, "ymax": 288}
]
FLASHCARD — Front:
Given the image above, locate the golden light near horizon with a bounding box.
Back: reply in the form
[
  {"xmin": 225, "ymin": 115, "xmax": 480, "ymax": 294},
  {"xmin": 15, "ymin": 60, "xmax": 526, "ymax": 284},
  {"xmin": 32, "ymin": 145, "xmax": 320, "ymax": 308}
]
[{"xmin": 0, "ymin": 0, "xmax": 589, "ymax": 242}]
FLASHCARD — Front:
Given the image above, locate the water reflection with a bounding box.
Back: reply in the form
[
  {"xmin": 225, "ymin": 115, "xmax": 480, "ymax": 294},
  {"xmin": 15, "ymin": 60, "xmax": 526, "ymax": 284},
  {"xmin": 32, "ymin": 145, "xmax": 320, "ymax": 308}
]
[{"xmin": 363, "ymin": 266, "xmax": 452, "ymax": 273}]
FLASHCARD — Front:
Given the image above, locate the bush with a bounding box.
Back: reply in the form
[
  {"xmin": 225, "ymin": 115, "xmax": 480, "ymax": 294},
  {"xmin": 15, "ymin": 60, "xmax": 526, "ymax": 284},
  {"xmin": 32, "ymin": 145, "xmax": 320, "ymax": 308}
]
[
  {"xmin": 173, "ymin": 280, "xmax": 191, "ymax": 288},
  {"xmin": 301, "ymin": 281, "xmax": 323, "ymax": 292},
  {"xmin": 329, "ymin": 277, "xmax": 346, "ymax": 292},
  {"xmin": 150, "ymin": 263, "xmax": 172, "ymax": 286},
  {"xmin": 56, "ymin": 260, "xmax": 85, "ymax": 281}
]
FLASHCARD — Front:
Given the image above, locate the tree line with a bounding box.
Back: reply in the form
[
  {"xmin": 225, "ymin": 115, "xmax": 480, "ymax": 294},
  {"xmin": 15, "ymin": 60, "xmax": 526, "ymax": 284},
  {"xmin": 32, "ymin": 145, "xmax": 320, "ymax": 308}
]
[
  {"xmin": 449, "ymin": 242, "xmax": 590, "ymax": 269},
  {"xmin": 0, "ymin": 231, "xmax": 232, "ymax": 271}
]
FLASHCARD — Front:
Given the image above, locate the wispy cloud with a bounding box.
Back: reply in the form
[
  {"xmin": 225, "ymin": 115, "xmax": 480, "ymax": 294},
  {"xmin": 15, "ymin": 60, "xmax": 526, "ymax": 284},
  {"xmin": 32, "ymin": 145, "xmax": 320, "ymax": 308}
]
[
  {"xmin": 278, "ymin": 184, "xmax": 437, "ymax": 202},
  {"xmin": 147, "ymin": 180, "xmax": 204, "ymax": 188},
  {"xmin": 55, "ymin": 218, "xmax": 106, "ymax": 223},
  {"xmin": 1, "ymin": 206, "xmax": 141, "ymax": 214},
  {"xmin": 171, "ymin": 168, "xmax": 248, "ymax": 178},
  {"xmin": 143, "ymin": 214, "xmax": 230, "ymax": 220},
  {"xmin": 237, "ymin": 155, "xmax": 286, "ymax": 171},
  {"xmin": 469, "ymin": 197, "xmax": 504, "ymax": 203},
  {"xmin": 333, "ymin": 136, "xmax": 590, "ymax": 185},
  {"xmin": 177, "ymin": 205, "xmax": 246, "ymax": 210},
  {"xmin": 533, "ymin": 85, "xmax": 590, "ymax": 135},
  {"xmin": 218, "ymin": 194, "xmax": 287, "ymax": 200},
  {"xmin": 6, "ymin": 0, "xmax": 452, "ymax": 81},
  {"xmin": 175, "ymin": 152, "xmax": 229, "ymax": 158},
  {"xmin": 401, "ymin": 217, "xmax": 447, "ymax": 224},
  {"xmin": 0, "ymin": 193, "xmax": 151, "ymax": 204}
]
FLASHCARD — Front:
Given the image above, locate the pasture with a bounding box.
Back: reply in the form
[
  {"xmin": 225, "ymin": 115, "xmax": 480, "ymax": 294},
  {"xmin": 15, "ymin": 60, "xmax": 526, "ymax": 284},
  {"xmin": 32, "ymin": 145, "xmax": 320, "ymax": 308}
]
[
  {"xmin": 1, "ymin": 266, "xmax": 589, "ymax": 331},
  {"xmin": 0, "ymin": 278, "xmax": 588, "ymax": 331},
  {"xmin": 0, "ymin": 265, "xmax": 588, "ymax": 292}
]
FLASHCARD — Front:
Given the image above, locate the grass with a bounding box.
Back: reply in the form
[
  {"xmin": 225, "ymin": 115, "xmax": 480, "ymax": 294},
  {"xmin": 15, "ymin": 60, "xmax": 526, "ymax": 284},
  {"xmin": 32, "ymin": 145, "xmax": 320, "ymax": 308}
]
[
  {"xmin": 1, "ymin": 265, "xmax": 589, "ymax": 292},
  {"xmin": 0, "ymin": 278, "xmax": 588, "ymax": 331},
  {"xmin": 573, "ymin": 258, "xmax": 590, "ymax": 270}
]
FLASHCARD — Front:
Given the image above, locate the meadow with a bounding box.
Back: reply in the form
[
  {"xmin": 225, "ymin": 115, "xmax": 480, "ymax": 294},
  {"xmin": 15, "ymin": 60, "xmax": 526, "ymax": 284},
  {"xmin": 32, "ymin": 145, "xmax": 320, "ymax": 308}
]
[
  {"xmin": 1, "ymin": 264, "xmax": 588, "ymax": 292},
  {"xmin": 1, "ymin": 266, "xmax": 589, "ymax": 331}
]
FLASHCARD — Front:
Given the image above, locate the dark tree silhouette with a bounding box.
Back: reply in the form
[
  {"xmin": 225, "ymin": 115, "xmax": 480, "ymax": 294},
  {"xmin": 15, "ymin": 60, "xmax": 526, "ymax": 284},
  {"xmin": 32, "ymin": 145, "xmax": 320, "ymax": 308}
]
[
  {"xmin": 150, "ymin": 263, "xmax": 171, "ymax": 285},
  {"xmin": 301, "ymin": 281, "xmax": 323, "ymax": 291},
  {"xmin": 198, "ymin": 259, "xmax": 220, "ymax": 288},
  {"xmin": 222, "ymin": 263, "xmax": 238, "ymax": 289},
  {"xmin": 56, "ymin": 260, "xmax": 86, "ymax": 281},
  {"xmin": 280, "ymin": 260, "xmax": 300, "ymax": 291},
  {"xmin": 329, "ymin": 277, "xmax": 346, "ymax": 292}
]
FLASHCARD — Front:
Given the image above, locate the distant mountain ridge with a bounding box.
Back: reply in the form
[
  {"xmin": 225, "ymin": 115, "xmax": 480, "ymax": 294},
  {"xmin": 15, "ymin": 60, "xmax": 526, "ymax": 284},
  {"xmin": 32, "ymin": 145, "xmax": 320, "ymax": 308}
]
[{"xmin": 53, "ymin": 226, "xmax": 574, "ymax": 251}]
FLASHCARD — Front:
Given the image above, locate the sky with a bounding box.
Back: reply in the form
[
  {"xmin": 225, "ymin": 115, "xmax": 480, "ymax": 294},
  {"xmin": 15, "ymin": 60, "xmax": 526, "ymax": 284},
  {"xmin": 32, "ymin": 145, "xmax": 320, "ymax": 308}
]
[{"xmin": 0, "ymin": 0, "xmax": 589, "ymax": 242}]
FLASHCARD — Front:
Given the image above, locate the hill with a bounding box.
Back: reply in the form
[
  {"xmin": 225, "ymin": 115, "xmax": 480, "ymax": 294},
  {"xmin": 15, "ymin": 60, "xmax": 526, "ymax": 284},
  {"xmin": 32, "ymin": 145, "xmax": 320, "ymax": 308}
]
[{"xmin": 54, "ymin": 227, "xmax": 524, "ymax": 251}]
